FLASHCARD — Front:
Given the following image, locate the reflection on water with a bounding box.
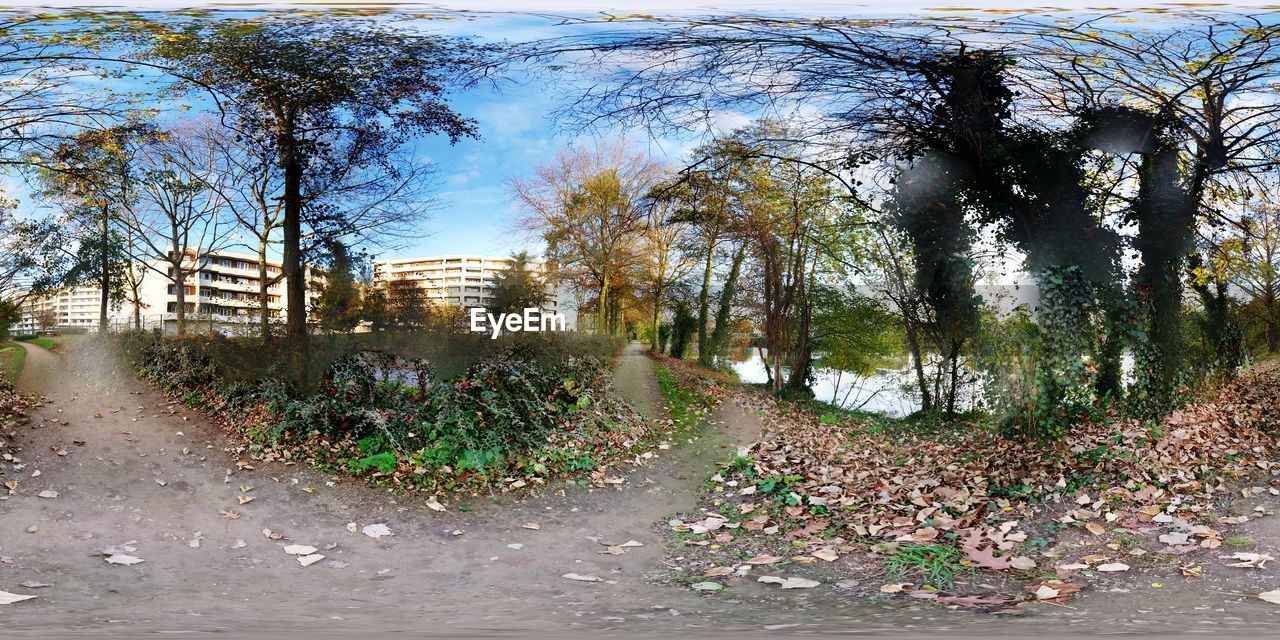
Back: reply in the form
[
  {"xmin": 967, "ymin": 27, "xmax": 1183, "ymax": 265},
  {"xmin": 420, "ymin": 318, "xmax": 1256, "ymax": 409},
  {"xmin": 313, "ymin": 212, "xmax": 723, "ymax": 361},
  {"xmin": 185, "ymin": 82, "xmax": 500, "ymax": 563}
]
[{"xmin": 726, "ymin": 348, "xmax": 925, "ymax": 417}]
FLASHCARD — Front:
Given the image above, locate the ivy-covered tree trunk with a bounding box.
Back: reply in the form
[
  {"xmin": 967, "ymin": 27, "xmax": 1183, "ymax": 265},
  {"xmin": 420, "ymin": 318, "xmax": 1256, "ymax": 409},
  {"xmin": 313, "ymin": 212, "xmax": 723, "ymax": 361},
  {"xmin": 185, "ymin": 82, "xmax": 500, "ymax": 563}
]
[
  {"xmin": 707, "ymin": 242, "xmax": 746, "ymax": 365},
  {"xmin": 1130, "ymin": 141, "xmax": 1197, "ymax": 417}
]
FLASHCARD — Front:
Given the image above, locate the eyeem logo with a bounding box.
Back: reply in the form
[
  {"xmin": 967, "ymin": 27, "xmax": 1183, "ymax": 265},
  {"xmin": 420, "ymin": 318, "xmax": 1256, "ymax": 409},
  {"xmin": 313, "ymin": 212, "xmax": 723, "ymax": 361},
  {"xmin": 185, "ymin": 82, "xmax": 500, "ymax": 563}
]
[{"xmin": 470, "ymin": 307, "xmax": 568, "ymax": 339}]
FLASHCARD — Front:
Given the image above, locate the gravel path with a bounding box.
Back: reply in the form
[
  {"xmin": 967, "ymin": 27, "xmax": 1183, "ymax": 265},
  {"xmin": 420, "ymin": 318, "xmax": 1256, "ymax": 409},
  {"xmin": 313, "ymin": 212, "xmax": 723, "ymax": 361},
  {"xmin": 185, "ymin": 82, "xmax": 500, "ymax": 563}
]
[{"xmin": 5, "ymin": 339, "xmax": 1280, "ymax": 637}]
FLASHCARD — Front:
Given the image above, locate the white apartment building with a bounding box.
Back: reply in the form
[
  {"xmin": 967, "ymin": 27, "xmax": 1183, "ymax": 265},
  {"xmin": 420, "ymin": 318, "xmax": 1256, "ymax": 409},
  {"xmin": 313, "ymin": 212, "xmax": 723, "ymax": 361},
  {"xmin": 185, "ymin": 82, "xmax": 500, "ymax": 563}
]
[
  {"xmin": 137, "ymin": 248, "xmax": 289, "ymax": 324},
  {"xmin": 373, "ymin": 255, "xmax": 539, "ymax": 309},
  {"xmin": 12, "ymin": 248, "xmax": 317, "ymax": 335},
  {"xmin": 372, "ymin": 254, "xmax": 575, "ymax": 326},
  {"xmin": 9, "ymin": 286, "xmax": 105, "ymax": 334}
]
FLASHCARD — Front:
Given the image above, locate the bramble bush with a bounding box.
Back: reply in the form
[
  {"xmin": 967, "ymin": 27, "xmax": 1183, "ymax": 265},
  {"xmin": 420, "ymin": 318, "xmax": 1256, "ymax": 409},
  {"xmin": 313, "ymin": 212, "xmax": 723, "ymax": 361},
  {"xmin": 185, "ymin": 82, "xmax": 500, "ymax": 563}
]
[{"xmin": 97, "ymin": 330, "xmax": 648, "ymax": 491}]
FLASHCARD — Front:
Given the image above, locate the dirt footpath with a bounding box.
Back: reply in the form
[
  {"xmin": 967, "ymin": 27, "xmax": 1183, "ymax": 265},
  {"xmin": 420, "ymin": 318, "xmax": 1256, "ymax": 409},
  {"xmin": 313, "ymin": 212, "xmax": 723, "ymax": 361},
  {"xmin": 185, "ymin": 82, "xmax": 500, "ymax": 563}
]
[
  {"xmin": 5, "ymin": 340, "xmax": 1280, "ymax": 638},
  {"xmin": 0, "ymin": 340, "xmax": 776, "ymax": 637}
]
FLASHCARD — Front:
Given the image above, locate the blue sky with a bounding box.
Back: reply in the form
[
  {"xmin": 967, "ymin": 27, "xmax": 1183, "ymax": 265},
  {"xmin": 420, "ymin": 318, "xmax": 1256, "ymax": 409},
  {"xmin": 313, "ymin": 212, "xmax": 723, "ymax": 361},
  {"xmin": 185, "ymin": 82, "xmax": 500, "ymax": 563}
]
[
  {"xmin": 6, "ymin": 2, "xmax": 1265, "ymax": 265},
  {"xmin": 1, "ymin": 9, "xmax": 724, "ymax": 263},
  {"xmin": 405, "ymin": 12, "xmax": 728, "ymax": 261}
]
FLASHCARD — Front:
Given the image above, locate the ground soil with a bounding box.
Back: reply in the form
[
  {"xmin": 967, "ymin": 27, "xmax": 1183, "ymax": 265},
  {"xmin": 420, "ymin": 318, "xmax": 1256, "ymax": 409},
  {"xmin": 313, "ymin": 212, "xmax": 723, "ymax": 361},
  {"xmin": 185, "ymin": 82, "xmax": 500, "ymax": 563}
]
[{"xmin": 3, "ymin": 340, "xmax": 1280, "ymax": 638}]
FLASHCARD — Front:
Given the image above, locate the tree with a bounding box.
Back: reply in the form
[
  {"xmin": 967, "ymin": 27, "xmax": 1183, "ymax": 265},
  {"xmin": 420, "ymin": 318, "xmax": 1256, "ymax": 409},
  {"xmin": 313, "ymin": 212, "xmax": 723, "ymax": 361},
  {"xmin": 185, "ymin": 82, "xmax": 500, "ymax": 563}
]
[
  {"xmin": 35, "ymin": 123, "xmax": 156, "ymax": 332},
  {"xmin": 148, "ymin": 16, "xmax": 488, "ymax": 352},
  {"xmin": 0, "ymin": 199, "xmax": 69, "ymax": 308},
  {"xmin": 311, "ymin": 242, "xmax": 363, "ymax": 333},
  {"xmin": 386, "ymin": 279, "xmax": 431, "ymax": 329},
  {"xmin": 811, "ymin": 283, "xmax": 902, "ymax": 406},
  {"xmin": 488, "ymin": 251, "xmax": 548, "ymax": 315},
  {"xmin": 209, "ymin": 129, "xmax": 286, "ymax": 337},
  {"xmin": 125, "ymin": 121, "xmax": 233, "ymax": 335},
  {"xmin": 33, "ymin": 306, "xmax": 58, "ymax": 334},
  {"xmin": 640, "ymin": 189, "xmax": 693, "ymax": 352},
  {"xmin": 1203, "ymin": 194, "xmax": 1280, "ymax": 353},
  {"xmin": 511, "ymin": 141, "xmax": 660, "ymax": 335}
]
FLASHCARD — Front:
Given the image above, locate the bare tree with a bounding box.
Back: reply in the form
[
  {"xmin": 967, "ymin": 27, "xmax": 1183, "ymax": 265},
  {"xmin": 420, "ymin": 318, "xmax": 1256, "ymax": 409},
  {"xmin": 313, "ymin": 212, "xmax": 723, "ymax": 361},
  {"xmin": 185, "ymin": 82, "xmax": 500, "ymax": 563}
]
[
  {"xmin": 641, "ymin": 188, "xmax": 694, "ymax": 351},
  {"xmin": 124, "ymin": 121, "xmax": 234, "ymax": 335},
  {"xmin": 510, "ymin": 140, "xmax": 662, "ymax": 335}
]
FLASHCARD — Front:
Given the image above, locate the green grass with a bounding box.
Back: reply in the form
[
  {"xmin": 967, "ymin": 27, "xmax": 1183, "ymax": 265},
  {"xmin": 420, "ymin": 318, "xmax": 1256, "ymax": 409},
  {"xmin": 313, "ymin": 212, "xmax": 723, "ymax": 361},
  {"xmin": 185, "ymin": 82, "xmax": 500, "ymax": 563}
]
[
  {"xmin": 1225, "ymin": 535, "xmax": 1255, "ymax": 548},
  {"xmin": 885, "ymin": 543, "xmax": 971, "ymax": 590},
  {"xmin": 654, "ymin": 363, "xmax": 715, "ymax": 430},
  {"xmin": 1, "ymin": 342, "xmax": 26, "ymax": 382},
  {"xmin": 19, "ymin": 336, "xmax": 58, "ymax": 351}
]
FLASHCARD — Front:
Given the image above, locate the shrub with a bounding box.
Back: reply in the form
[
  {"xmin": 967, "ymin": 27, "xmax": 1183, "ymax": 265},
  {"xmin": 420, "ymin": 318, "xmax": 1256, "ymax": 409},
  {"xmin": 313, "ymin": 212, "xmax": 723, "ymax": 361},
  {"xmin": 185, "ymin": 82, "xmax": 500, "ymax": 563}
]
[{"xmin": 103, "ymin": 329, "xmax": 649, "ymax": 489}]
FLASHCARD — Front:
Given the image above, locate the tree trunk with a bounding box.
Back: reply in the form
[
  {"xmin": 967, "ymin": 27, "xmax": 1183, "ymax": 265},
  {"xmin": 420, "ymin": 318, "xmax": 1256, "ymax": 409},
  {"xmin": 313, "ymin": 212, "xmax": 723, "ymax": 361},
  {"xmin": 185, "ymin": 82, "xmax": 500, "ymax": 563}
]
[
  {"xmin": 597, "ymin": 275, "xmax": 610, "ymax": 335},
  {"xmin": 99, "ymin": 206, "xmax": 110, "ymax": 334},
  {"xmin": 281, "ymin": 137, "xmax": 306, "ymax": 347},
  {"xmin": 258, "ymin": 239, "xmax": 271, "ymax": 339},
  {"xmin": 905, "ymin": 320, "xmax": 932, "ymax": 412},
  {"xmin": 695, "ymin": 235, "xmax": 718, "ymax": 365},
  {"xmin": 279, "ymin": 132, "xmax": 309, "ymax": 383},
  {"xmin": 650, "ymin": 280, "xmax": 664, "ymax": 352},
  {"xmin": 707, "ymin": 243, "xmax": 746, "ymax": 365},
  {"xmin": 758, "ymin": 343, "xmax": 772, "ymax": 387},
  {"xmin": 174, "ymin": 260, "xmax": 187, "ymax": 336},
  {"xmin": 1267, "ymin": 287, "xmax": 1278, "ymax": 353}
]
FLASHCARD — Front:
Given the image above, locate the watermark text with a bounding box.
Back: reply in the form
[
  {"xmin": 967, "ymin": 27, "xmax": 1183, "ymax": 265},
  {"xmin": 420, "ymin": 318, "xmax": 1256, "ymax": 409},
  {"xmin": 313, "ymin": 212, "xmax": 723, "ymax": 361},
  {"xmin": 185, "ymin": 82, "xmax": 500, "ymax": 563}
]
[{"xmin": 470, "ymin": 307, "xmax": 567, "ymax": 338}]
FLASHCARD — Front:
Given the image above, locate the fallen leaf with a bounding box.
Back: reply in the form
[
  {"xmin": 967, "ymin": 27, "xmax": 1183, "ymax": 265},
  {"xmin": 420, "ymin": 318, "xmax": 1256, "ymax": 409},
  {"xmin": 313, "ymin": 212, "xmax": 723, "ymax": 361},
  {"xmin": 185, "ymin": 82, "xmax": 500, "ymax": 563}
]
[
  {"xmin": 37, "ymin": 490, "xmax": 57, "ymax": 499},
  {"xmin": 1010, "ymin": 556, "xmax": 1037, "ymax": 570},
  {"xmin": 703, "ymin": 566, "xmax": 735, "ymax": 577},
  {"xmin": 1258, "ymin": 590, "xmax": 1280, "ymax": 604},
  {"xmin": 691, "ymin": 581, "xmax": 724, "ymax": 592},
  {"xmin": 218, "ymin": 509, "xmax": 241, "ymax": 520},
  {"xmin": 0, "ymin": 591, "xmax": 37, "ymax": 605},
  {"xmin": 521, "ymin": 523, "xmax": 541, "ymax": 530},
  {"xmin": 758, "ymin": 576, "xmax": 820, "ymax": 589},
  {"xmin": 18, "ymin": 581, "xmax": 51, "ymax": 589},
  {"xmin": 1222, "ymin": 552, "xmax": 1273, "ymax": 568},
  {"xmin": 562, "ymin": 573, "xmax": 603, "ymax": 582},
  {"xmin": 1096, "ymin": 562, "xmax": 1130, "ymax": 572},
  {"xmin": 425, "ymin": 498, "xmax": 446, "ymax": 512},
  {"xmin": 362, "ymin": 523, "xmax": 392, "ymax": 539},
  {"xmin": 296, "ymin": 553, "xmax": 325, "ymax": 567},
  {"xmin": 283, "ymin": 545, "xmax": 318, "ymax": 555},
  {"xmin": 746, "ymin": 554, "xmax": 782, "ymax": 565},
  {"xmin": 104, "ymin": 554, "xmax": 144, "ymax": 566},
  {"xmin": 963, "ymin": 545, "xmax": 1014, "ymax": 570},
  {"xmin": 237, "ymin": 495, "xmax": 254, "ymax": 505},
  {"xmin": 813, "ymin": 548, "xmax": 839, "ymax": 562}
]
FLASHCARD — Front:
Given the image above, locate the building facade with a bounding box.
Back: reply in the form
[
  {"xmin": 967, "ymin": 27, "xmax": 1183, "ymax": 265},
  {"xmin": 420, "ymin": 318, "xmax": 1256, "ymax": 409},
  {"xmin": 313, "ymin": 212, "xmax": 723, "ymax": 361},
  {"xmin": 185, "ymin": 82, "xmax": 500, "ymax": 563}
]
[
  {"xmin": 9, "ymin": 286, "xmax": 105, "ymax": 334},
  {"xmin": 12, "ymin": 248, "xmax": 316, "ymax": 335},
  {"xmin": 372, "ymin": 254, "xmax": 576, "ymax": 327}
]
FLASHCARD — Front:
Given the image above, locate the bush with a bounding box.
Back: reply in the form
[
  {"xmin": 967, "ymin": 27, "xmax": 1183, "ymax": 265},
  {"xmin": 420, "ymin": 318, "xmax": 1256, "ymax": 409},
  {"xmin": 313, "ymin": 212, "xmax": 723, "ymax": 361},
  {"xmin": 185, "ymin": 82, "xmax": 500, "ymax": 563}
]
[{"xmin": 103, "ymin": 329, "xmax": 648, "ymax": 488}]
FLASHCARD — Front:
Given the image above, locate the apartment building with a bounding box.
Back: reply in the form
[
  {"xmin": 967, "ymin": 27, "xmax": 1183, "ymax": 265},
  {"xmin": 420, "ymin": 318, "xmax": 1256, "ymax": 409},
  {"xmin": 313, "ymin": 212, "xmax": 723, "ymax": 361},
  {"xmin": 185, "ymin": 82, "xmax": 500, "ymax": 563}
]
[
  {"xmin": 9, "ymin": 286, "xmax": 105, "ymax": 334},
  {"xmin": 372, "ymin": 254, "xmax": 575, "ymax": 327},
  {"xmin": 12, "ymin": 248, "xmax": 317, "ymax": 335},
  {"xmin": 136, "ymin": 248, "xmax": 288, "ymax": 323}
]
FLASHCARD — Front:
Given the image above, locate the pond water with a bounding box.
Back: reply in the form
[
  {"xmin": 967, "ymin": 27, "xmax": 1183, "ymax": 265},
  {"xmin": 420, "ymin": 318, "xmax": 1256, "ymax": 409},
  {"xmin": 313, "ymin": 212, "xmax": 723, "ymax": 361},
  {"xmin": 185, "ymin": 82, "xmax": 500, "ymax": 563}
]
[{"xmin": 726, "ymin": 348, "xmax": 936, "ymax": 417}]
